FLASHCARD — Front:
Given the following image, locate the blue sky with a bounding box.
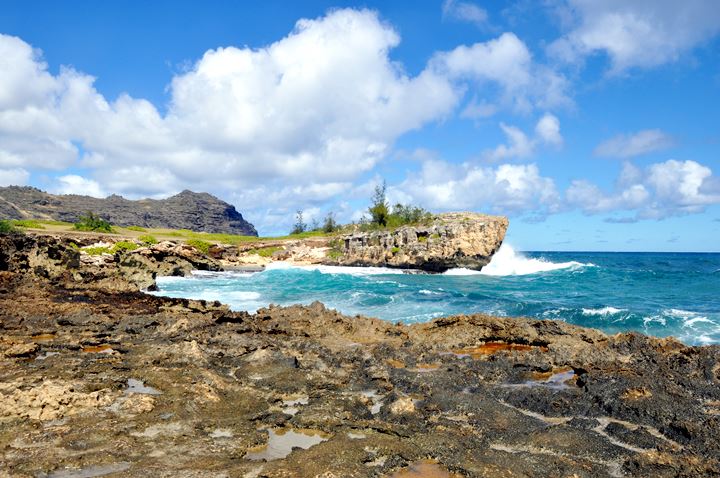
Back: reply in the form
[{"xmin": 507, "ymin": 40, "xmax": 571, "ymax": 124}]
[{"xmin": 0, "ymin": 1, "xmax": 719, "ymax": 251}]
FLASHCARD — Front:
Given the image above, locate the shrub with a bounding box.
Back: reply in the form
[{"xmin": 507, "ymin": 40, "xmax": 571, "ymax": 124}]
[
  {"xmin": 11, "ymin": 219, "xmax": 45, "ymax": 229},
  {"xmin": 418, "ymin": 235, "xmax": 427, "ymax": 242},
  {"xmin": 126, "ymin": 225, "xmax": 147, "ymax": 232},
  {"xmin": 74, "ymin": 212, "xmax": 114, "ymax": 233},
  {"xmin": 391, "ymin": 246, "xmax": 400, "ymax": 254},
  {"xmin": 68, "ymin": 242, "xmax": 80, "ymax": 250},
  {"xmin": 111, "ymin": 241, "xmax": 139, "ymax": 253},
  {"xmin": 138, "ymin": 235, "xmax": 158, "ymax": 245},
  {"xmin": 248, "ymin": 246, "xmax": 282, "ymax": 258},
  {"xmin": 186, "ymin": 239, "xmax": 211, "ymax": 254},
  {"xmin": 0, "ymin": 220, "xmax": 19, "ymax": 234},
  {"xmin": 83, "ymin": 246, "xmax": 112, "ymax": 256}
]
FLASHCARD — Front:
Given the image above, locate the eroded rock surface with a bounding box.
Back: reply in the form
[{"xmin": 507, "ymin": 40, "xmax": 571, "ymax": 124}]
[
  {"xmin": 333, "ymin": 212, "xmax": 508, "ymax": 272},
  {"xmin": 0, "ymin": 234, "xmax": 718, "ymax": 477}
]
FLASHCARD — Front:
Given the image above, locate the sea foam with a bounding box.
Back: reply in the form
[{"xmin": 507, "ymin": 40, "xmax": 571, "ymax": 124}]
[{"xmin": 476, "ymin": 244, "xmax": 590, "ymax": 276}]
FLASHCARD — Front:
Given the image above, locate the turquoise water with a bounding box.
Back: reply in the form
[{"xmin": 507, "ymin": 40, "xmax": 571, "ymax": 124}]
[{"xmin": 150, "ymin": 245, "xmax": 720, "ymax": 346}]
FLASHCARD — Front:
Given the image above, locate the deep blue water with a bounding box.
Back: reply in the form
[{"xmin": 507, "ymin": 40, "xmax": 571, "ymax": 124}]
[{"xmin": 150, "ymin": 245, "xmax": 720, "ymax": 346}]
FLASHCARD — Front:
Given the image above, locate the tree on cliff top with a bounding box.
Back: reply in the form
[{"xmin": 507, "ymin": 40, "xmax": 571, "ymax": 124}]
[
  {"xmin": 291, "ymin": 209, "xmax": 307, "ymax": 235},
  {"xmin": 369, "ymin": 181, "xmax": 389, "ymax": 227}
]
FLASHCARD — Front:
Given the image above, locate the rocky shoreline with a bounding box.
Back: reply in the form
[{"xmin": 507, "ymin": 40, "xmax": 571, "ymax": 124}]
[{"xmin": 1, "ymin": 233, "xmax": 719, "ymax": 477}]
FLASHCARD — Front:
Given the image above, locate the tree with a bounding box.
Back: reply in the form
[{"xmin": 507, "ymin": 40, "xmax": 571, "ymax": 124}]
[
  {"xmin": 291, "ymin": 210, "xmax": 307, "ymax": 235},
  {"xmin": 368, "ymin": 180, "xmax": 389, "ymax": 226},
  {"xmin": 322, "ymin": 212, "xmax": 338, "ymax": 233}
]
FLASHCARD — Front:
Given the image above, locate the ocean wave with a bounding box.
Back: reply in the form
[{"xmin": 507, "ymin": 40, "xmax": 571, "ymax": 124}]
[
  {"xmin": 265, "ymin": 263, "xmax": 407, "ymax": 276},
  {"xmin": 477, "ymin": 244, "xmax": 593, "ymax": 276},
  {"xmin": 443, "ymin": 268, "xmax": 482, "ymax": 276},
  {"xmin": 582, "ymin": 306, "xmax": 627, "ymax": 316}
]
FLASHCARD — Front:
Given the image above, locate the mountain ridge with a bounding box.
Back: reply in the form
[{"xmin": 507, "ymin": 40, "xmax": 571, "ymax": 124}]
[{"xmin": 0, "ymin": 186, "xmax": 258, "ymax": 236}]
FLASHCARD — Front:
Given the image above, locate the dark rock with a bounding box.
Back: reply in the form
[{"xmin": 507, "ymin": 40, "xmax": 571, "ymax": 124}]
[{"xmin": 0, "ymin": 186, "xmax": 257, "ymax": 235}]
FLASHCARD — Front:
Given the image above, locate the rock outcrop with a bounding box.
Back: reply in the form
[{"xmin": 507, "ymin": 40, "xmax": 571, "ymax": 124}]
[
  {"xmin": 333, "ymin": 212, "xmax": 508, "ymax": 272},
  {"xmin": 0, "ymin": 233, "xmax": 719, "ymax": 477},
  {"xmin": 0, "ymin": 186, "xmax": 257, "ymax": 236}
]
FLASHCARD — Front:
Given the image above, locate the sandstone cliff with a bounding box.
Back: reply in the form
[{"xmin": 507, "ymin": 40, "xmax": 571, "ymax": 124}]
[
  {"xmin": 331, "ymin": 212, "xmax": 508, "ymax": 272},
  {"xmin": 0, "ymin": 186, "xmax": 257, "ymax": 236}
]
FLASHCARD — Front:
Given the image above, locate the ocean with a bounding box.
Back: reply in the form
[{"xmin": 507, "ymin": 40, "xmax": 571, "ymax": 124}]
[{"xmin": 149, "ymin": 245, "xmax": 720, "ymax": 346}]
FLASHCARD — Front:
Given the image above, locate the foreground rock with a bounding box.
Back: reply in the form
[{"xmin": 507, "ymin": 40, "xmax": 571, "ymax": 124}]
[
  {"xmin": 0, "ymin": 186, "xmax": 258, "ymax": 236},
  {"xmin": 0, "ymin": 234, "xmax": 719, "ymax": 477},
  {"xmin": 333, "ymin": 212, "xmax": 508, "ymax": 272}
]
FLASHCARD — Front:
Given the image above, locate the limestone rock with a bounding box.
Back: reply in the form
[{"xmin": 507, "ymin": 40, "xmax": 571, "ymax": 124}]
[{"xmin": 332, "ymin": 212, "xmax": 508, "ymax": 272}]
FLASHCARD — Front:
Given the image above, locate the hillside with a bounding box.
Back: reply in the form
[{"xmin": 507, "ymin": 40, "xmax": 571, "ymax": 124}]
[{"xmin": 0, "ymin": 186, "xmax": 257, "ymax": 236}]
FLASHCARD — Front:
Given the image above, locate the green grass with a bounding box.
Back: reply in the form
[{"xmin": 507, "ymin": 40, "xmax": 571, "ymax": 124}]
[
  {"xmin": 111, "ymin": 241, "xmax": 139, "ymax": 253},
  {"xmin": 248, "ymin": 246, "xmax": 282, "ymax": 258},
  {"xmin": 10, "ymin": 219, "xmax": 45, "ymax": 229},
  {"xmin": 0, "ymin": 220, "xmax": 19, "ymax": 234},
  {"xmin": 125, "ymin": 225, "xmax": 147, "ymax": 232},
  {"xmin": 83, "ymin": 246, "xmax": 112, "ymax": 256},
  {"xmin": 186, "ymin": 239, "xmax": 212, "ymax": 254},
  {"xmin": 138, "ymin": 235, "xmax": 158, "ymax": 245},
  {"xmin": 391, "ymin": 246, "xmax": 400, "ymax": 254}
]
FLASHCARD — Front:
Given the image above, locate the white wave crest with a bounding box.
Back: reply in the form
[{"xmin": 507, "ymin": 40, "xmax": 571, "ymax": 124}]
[
  {"xmin": 477, "ymin": 244, "xmax": 591, "ymax": 276},
  {"xmin": 582, "ymin": 306, "xmax": 627, "ymax": 316},
  {"xmin": 443, "ymin": 268, "xmax": 482, "ymax": 276},
  {"xmin": 265, "ymin": 262, "xmax": 407, "ymax": 276}
]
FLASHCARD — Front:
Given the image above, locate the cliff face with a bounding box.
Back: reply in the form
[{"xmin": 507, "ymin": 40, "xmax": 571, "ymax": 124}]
[
  {"xmin": 333, "ymin": 212, "xmax": 508, "ymax": 272},
  {"xmin": 0, "ymin": 186, "xmax": 257, "ymax": 236}
]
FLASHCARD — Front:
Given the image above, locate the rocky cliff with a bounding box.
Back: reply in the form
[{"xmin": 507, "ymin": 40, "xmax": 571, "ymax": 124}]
[
  {"xmin": 333, "ymin": 212, "xmax": 508, "ymax": 272},
  {"xmin": 0, "ymin": 186, "xmax": 257, "ymax": 236}
]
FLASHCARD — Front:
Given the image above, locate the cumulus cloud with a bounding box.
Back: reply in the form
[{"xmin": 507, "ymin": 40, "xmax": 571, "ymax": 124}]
[
  {"xmin": 0, "ymin": 10, "xmax": 465, "ymax": 220},
  {"xmin": 442, "ymin": 0, "xmax": 489, "ymax": 27},
  {"xmin": 54, "ymin": 175, "xmax": 105, "ymax": 198},
  {"xmin": 484, "ymin": 114, "xmax": 562, "ymax": 161},
  {"xmin": 432, "ymin": 33, "xmax": 571, "ymax": 113},
  {"xmin": 548, "ymin": 0, "xmax": 720, "ymax": 73},
  {"xmin": 395, "ymin": 159, "xmax": 560, "ymax": 216},
  {"xmin": 0, "ymin": 168, "xmax": 30, "ymax": 186},
  {"xmin": 567, "ymin": 159, "xmax": 720, "ymax": 220},
  {"xmin": 594, "ymin": 129, "xmax": 674, "ymax": 158}
]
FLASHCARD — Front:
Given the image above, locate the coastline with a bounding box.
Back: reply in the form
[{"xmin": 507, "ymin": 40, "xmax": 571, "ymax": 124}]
[{"xmin": 1, "ymin": 232, "xmax": 719, "ymax": 477}]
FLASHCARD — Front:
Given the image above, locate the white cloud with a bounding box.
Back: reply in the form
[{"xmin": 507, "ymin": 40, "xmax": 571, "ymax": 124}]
[
  {"xmin": 0, "ymin": 167, "xmax": 30, "ymax": 186},
  {"xmin": 548, "ymin": 0, "xmax": 720, "ymax": 73},
  {"xmin": 535, "ymin": 113, "xmax": 563, "ymax": 146},
  {"xmin": 567, "ymin": 159, "xmax": 720, "ymax": 220},
  {"xmin": 54, "ymin": 175, "xmax": 105, "ymax": 198},
  {"xmin": 432, "ymin": 33, "xmax": 572, "ymax": 113},
  {"xmin": 442, "ymin": 0, "xmax": 489, "ymax": 27},
  {"xmin": 0, "ymin": 11, "xmax": 463, "ymax": 213},
  {"xmin": 594, "ymin": 129, "xmax": 674, "ymax": 158},
  {"xmin": 485, "ymin": 114, "xmax": 563, "ymax": 161},
  {"xmin": 395, "ymin": 159, "xmax": 559, "ymax": 216}
]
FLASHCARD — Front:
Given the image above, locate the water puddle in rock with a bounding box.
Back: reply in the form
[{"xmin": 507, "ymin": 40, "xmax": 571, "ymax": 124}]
[
  {"xmin": 502, "ymin": 368, "xmax": 577, "ymax": 390},
  {"xmin": 32, "ymin": 333, "xmax": 56, "ymax": 342},
  {"xmin": 390, "ymin": 459, "xmax": 462, "ymax": 478},
  {"xmin": 360, "ymin": 390, "xmax": 385, "ymax": 415},
  {"xmin": 281, "ymin": 396, "xmax": 309, "ymax": 415},
  {"xmin": 82, "ymin": 344, "xmax": 115, "ymax": 354},
  {"xmin": 126, "ymin": 378, "xmax": 162, "ymax": 395},
  {"xmin": 451, "ymin": 342, "xmax": 547, "ymax": 359},
  {"xmin": 35, "ymin": 351, "xmax": 60, "ymax": 361},
  {"xmin": 244, "ymin": 428, "xmax": 330, "ymax": 461},
  {"xmin": 42, "ymin": 462, "xmax": 131, "ymax": 478}
]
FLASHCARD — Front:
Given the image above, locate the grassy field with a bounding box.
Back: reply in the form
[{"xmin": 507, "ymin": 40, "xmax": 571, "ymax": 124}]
[{"xmin": 7, "ymin": 219, "xmax": 333, "ymax": 246}]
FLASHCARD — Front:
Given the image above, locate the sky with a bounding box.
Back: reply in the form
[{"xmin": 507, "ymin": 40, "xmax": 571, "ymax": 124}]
[{"xmin": 0, "ymin": 0, "xmax": 719, "ymax": 251}]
